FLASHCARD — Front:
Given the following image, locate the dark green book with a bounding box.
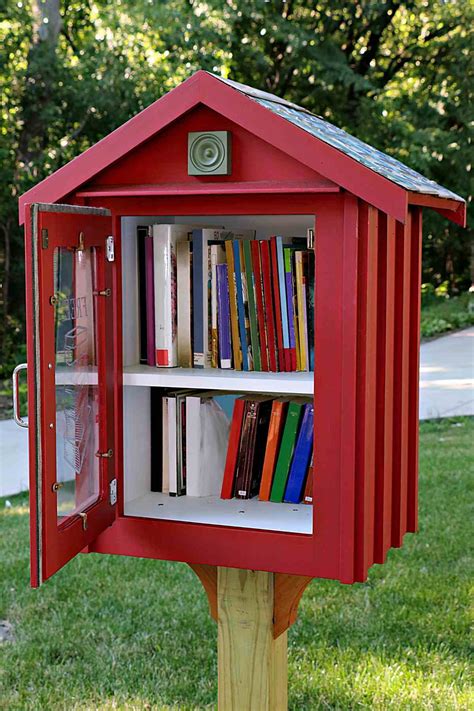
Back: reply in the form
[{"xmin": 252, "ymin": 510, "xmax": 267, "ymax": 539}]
[
  {"xmin": 243, "ymin": 240, "xmax": 261, "ymax": 371},
  {"xmin": 269, "ymin": 400, "xmax": 304, "ymax": 502}
]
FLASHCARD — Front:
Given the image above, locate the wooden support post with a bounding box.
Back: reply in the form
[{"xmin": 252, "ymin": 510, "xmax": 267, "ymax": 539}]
[{"xmin": 189, "ymin": 564, "xmax": 312, "ymax": 711}]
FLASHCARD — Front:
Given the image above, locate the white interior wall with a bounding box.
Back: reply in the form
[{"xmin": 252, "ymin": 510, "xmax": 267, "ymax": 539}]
[{"xmin": 123, "ymin": 385, "xmax": 151, "ymax": 504}]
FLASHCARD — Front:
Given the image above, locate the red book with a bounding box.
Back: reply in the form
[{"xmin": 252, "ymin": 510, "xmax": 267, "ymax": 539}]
[
  {"xmin": 270, "ymin": 237, "xmax": 286, "ymax": 372},
  {"xmin": 302, "ymin": 451, "xmax": 314, "ymax": 504},
  {"xmin": 251, "ymin": 240, "xmax": 269, "ymax": 372},
  {"xmin": 260, "ymin": 240, "xmax": 278, "ymax": 372},
  {"xmin": 220, "ymin": 397, "xmax": 246, "ymax": 498}
]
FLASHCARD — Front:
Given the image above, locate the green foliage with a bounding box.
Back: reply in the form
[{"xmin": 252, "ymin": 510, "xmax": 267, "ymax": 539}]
[
  {"xmin": 0, "ymin": 417, "xmax": 472, "ymax": 709},
  {"xmin": 420, "ymin": 290, "xmax": 474, "ymax": 338},
  {"xmin": 0, "ymin": 1, "xmax": 472, "ymax": 372}
]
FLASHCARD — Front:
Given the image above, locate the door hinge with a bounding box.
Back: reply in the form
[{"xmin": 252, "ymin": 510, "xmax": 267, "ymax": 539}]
[
  {"xmin": 95, "ymin": 448, "xmax": 113, "ymax": 459},
  {"xmin": 94, "ymin": 288, "xmax": 111, "ymax": 297},
  {"xmin": 106, "ymin": 235, "xmax": 115, "ymax": 262},
  {"xmin": 41, "ymin": 228, "xmax": 49, "ymax": 249},
  {"xmin": 79, "ymin": 512, "xmax": 88, "ymax": 531},
  {"xmin": 109, "ymin": 478, "xmax": 117, "ymax": 506},
  {"xmin": 78, "ymin": 231, "xmax": 85, "ymax": 252}
]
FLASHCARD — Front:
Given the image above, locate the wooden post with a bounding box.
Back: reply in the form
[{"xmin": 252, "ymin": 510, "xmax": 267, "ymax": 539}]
[
  {"xmin": 190, "ymin": 564, "xmax": 312, "ymax": 711},
  {"xmin": 217, "ymin": 568, "xmax": 287, "ymax": 711}
]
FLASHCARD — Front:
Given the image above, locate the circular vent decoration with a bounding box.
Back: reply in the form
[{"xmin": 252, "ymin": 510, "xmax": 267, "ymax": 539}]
[{"xmin": 188, "ymin": 131, "xmax": 232, "ymax": 176}]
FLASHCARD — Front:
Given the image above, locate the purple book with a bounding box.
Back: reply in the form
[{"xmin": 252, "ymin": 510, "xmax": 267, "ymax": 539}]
[
  {"xmin": 216, "ymin": 263, "xmax": 232, "ymax": 369},
  {"xmin": 145, "ymin": 230, "xmax": 155, "ymax": 366},
  {"xmin": 284, "ymin": 247, "xmax": 297, "ymax": 370}
]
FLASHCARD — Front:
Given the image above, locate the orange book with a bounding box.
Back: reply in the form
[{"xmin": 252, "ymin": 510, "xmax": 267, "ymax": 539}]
[
  {"xmin": 302, "ymin": 451, "xmax": 313, "ymax": 504},
  {"xmin": 258, "ymin": 399, "xmax": 289, "ymax": 500}
]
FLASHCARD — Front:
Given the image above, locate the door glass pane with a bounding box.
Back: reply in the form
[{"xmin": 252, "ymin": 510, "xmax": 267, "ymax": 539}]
[{"xmin": 53, "ymin": 247, "xmax": 100, "ymax": 524}]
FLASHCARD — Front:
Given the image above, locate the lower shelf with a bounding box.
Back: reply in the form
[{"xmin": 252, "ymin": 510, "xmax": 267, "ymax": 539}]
[{"xmin": 124, "ymin": 492, "xmax": 313, "ymax": 534}]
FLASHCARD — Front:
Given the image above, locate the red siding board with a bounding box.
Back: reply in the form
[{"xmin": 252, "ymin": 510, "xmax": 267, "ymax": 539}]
[
  {"xmin": 354, "ymin": 203, "xmax": 378, "ymax": 581},
  {"xmin": 392, "ymin": 215, "xmax": 412, "ymax": 547},
  {"xmin": 407, "ymin": 207, "xmax": 422, "ymax": 532}
]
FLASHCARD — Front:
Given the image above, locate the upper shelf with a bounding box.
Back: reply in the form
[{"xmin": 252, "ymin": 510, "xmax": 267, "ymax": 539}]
[{"xmin": 123, "ymin": 365, "xmax": 314, "ymax": 395}]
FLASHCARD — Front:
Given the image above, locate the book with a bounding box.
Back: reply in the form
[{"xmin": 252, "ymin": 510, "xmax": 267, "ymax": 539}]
[
  {"xmin": 302, "ymin": 451, "xmax": 313, "ymax": 504},
  {"xmin": 260, "ymin": 240, "xmax": 278, "ymax": 371},
  {"xmin": 295, "ymin": 250, "xmax": 308, "ymax": 372},
  {"xmin": 162, "ymin": 396, "xmax": 170, "ymax": 494},
  {"xmin": 258, "ymin": 398, "xmax": 289, "ymax": 501},
  {"xmin": 150, "ymin": 388, "xmax": 163, "ymax": 492},
  {"xmin": 275, "ymin": 236, "xmax": 291, "ymax": 371},
  {"xmin": 186, "ymin": 393, "xmax": 231, "ymax": 496},
  {"xmin": 270, "ymin": 237, "xmax": 285, "ymax": 371},
  {"xmin": 221, "ymin": 397, "xmax": 246, "ymax": 498},
  {"xmin": 176, "ymin": 241, "xmax": 193, "ymax": 367},
  {"xmin": 225, "ymin": 240, "xmax": 242, "ymax": 371},
  {"xmin": 216, "ymin": 263, "xmax": 232, "ymax": 369},
  {"xmin": 210, "ymin": 244, "xmax": 226, "ymax": 368},
  {"xmin": 234, "ymin": 397, "xmax": 273, "ymax": 499},
  {"xmin": 233, "ymin": 240, "xmax": 250, "ymax": 371},
  {"xmin": 250, "ymin": 240, "xmax": 269, "ymax": 371},
  {"xmin": 163, "ymin": 394, "xmax": 177, "ymax": 494},
  {"xmin": 242, "ymin": 240, "xmax": 261, "ymax": 371},
  {"xmin": 305, "ymin": 250, "xmax": 315, "ymax": 371},
  {"xmin": 283, "ymin": 402, "xmax": 314, "ymax": 503},
  {"xmin": 269, "ymin": 399, "xmax": 305, "ymax": 502},
  {"xmin": 137, "ymin": 226, "xmax": 147, "ymax": 364},
  {"xmin": 153, "ymin": 224, "xmax": 190, "ymax": 367},
  {"xmin": 144, "ymin": 228, "xmax": 156, "ymax": 367},
  {"xmin": 175, "ymin": 390, "xmax": 189, "ymax": 495},
  {"xmin": 283, "ymin": 247, "xmax": 297, "ymax": 371}
]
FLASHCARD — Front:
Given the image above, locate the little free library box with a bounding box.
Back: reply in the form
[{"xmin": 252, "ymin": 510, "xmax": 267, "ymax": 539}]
[{"xmin": 17, "ymin": 71, "xmax": 466, "ymax": 589}]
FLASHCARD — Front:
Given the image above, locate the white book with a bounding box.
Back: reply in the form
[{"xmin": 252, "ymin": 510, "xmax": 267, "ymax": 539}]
[
  {"xmin": 186, "ymin": 394, "xmax": 231, "ymax": 496},
  {"xmin": 165, "ymin": 395, "xmax": 177, "ymax": 495},
  {"xmin": 153, "ymin": 224, "xmax": 191, "ymax": 368},
  {"xmin": 176, "ymin": 241, "xmax": 192, "ymax": 368}
]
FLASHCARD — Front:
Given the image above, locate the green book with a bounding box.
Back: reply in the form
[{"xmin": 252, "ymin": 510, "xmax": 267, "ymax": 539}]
[
  {"xmin": 243, "ymin": 240, "xmax": 261, "ymax": 371},
  {"xmin": 270, "ymin": 400, "xmax": 303, "ymax": 502}
]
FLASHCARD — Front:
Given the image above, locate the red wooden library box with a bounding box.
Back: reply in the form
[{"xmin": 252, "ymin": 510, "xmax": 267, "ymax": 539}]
[{"xmin": 17, "ymin": 71, "xmax": 466, "ymax": 588}]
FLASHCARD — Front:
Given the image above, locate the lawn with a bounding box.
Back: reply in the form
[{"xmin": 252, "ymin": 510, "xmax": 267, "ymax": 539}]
[{"xmin": 0, "ymin": 418, "xmax": 473, "ymax": 710}]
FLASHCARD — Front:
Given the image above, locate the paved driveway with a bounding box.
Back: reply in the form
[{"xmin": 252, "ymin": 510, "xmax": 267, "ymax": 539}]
[{"xmin": 1, "ymin": 328, "xmax": 473, "ymax": 497}]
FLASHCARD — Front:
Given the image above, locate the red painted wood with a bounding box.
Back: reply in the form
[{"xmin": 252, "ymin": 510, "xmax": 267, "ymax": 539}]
[
  {"xmin": 407, "ymin": 207, "xmax": 422, "ymax": 532},
  {"xmin": 408, "ymin": 192, "xmax": 465, "ymax": 227},
  {"xmin": 30, "ymin": 207, "xmax": 115, "ymax": 584},
  {"xmin": 18, "ymin": 71, "xmax": 425, "ymax": 226},
  {"xmin": 392, "ymin": 215, "xmax": 412, "ymax": 547},
  {"xmin": 373, "ymin": 215, "xmax": 396, "ymax": 564},
  {"xmin": 338, "ymin": 194, "xmax": 359, "ymax": 583},
  {"xmin": 77, "ymin": 181, "xmax": 339, "ymax": 197},
  {"xmin": 112, "ymin": 215, "xmax": 124, "ymax": 520},
  {"xmin": 354, "ymin": 204, "xmax": 378, "ymax": 581}
]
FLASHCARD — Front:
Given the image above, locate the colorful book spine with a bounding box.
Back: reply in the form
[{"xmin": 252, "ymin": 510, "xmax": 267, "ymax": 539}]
[
  {"xmin": 283, "ymin": 402, "xmax": 314, "ymax": 503},
  {"xmin": 275, "ymin": 236, "xmax": 291, "ymax": 371},
  {"xmin": 260, "ymin": 240, "xmax": 278, "ymax": 372},
  {"xmin": 295, "ymin": 250, "xmax": 308, "ymax": 371},
  {"xmin": 233, "ymin": 240, "xmax": 250, "ymax": 371},
  {"xmin": 192, "ymin": 229, "xmax": 207, "ymax": 368},
  {"xmin": 305, "ymin": 251, "xmax": 315, "ymax": 372},
  {"xmin": 221, "ymin": 397, "xmax": 245, "ymax": 498},
  {"xmin": 258, "ymin": 400, "xmax": 288, "ymax": 501},
  {"xmin": 270, "ymin": 237, "xmax": 285, "ymax": 371},
  {"xmin": 225, "ymin": 240, "xmax": 242, "ymax": 371},
  {"xmin": 269, "ymin": 400, "xmax": 303, "ymax": 502},
  {"xmin": 144, "ymin": 228, "xmax": 155, "ymax": 367},
  {"xmin": 243, "ymin": 240, "xmax": 261, "ymax": 371},
  {"xmin": 210, "ymin": 244, "xmax": 225, "ymax": 369},
  {"xmin": 216, "ymin": 263, "xmax": 232, "ymax": 369},
  {"xmin": 239, "ymin": 241, "xmax": 254, "ymax": 370},
  {"xmin": 250, "ymin": 240, "xmax": 269, "ymax": 371},
  {"xmin": 302, "ymin": 451, "xmax": 313, "ymax": 504},
  {"xmin": 284, "ymin": 247, "xmax": 297, "ymax": 371},
  {"xmin": 176, "ymin": 241, "xmax": 192, "ymax": 367}
]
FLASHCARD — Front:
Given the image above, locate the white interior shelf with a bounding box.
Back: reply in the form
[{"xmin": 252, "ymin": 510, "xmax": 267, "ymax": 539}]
[
  {"xmin": 124, "ymin": 491, "xmax": 313, "ymax": 534},
  {"xmin": 123, "ymin": 365, "xmax": 314, "ymax": 395}
]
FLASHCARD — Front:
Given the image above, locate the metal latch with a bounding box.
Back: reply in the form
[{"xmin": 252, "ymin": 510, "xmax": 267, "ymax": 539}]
[
  {"xmin": 79, "ymin": 512, "xmax": 88, "ymax": 531},
  {"xmin": 78, "ymin": 231, "xmax": 85, "ymax": 252},
  {"xmin": 106, "ymin": 235, "xmax": 115, "ymax": 262},
  {"xmin": 95, "ymin": 448, "xmax": 113, "ymax": 459},
  {"xmin": 52, "ymin": 482, "xmax": 64, "ymax": 492},
  {"xmin": 94, "ymin": 288, "xmax": 111, "ymax": 297},
  {"xmin": 109, "ymin": 478, "xmax": 117, "ymax": 506}
]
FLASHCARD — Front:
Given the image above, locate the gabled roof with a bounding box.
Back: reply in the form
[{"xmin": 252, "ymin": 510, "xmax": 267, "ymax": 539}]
[{"xmin": 19, "ymin": 70, "xmax": 465, "ymax": 225}]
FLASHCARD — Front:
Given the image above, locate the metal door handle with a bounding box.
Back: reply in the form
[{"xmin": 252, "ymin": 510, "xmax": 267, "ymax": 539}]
[{"xmin": 12, "ymin": 363, "xmax": 28, "ymax": 428}]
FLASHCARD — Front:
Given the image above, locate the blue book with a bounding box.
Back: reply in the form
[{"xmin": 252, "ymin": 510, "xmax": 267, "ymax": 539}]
[
  {"xmin": 192, "ymin": 229, "xmax": 206, "ymax": 368},
  {"xmin": 283, "ymin": 402, "xmax": 314, "ymax": 503},
  {"xmin": 232, "ymin": 240, "xmax": 249, "ymax": 371},
  {"xmin": 216, "ymin": 263, "xmax": 232, "ymax": 368}
]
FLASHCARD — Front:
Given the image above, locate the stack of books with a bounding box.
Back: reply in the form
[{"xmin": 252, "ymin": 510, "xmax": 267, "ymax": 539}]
[
  {"xmin": 137, "ymin": 225, "xmax": 315, "ymax": 373},
  {"xmin": 220, "ymin": 396, "xmax": 314, "ymax": 505}
]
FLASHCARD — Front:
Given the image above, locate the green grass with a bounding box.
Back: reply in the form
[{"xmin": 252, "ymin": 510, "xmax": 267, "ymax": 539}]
[
  {"xmin": 1, "ymin": 418, "xmax": 473, "ymax": 710},
  {"xmin": 420, "ymin": 292, "xmax": 474, "ymax": 339}
]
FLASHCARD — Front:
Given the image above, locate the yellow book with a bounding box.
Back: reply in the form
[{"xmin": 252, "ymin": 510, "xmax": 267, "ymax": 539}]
[
  {"xmin": 225, "ymin": 240, "xmax": 242, "ymax": 370},
  {"xmin": 295, "ymin": 251, "xmax": 307, "ymax": 371}
]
